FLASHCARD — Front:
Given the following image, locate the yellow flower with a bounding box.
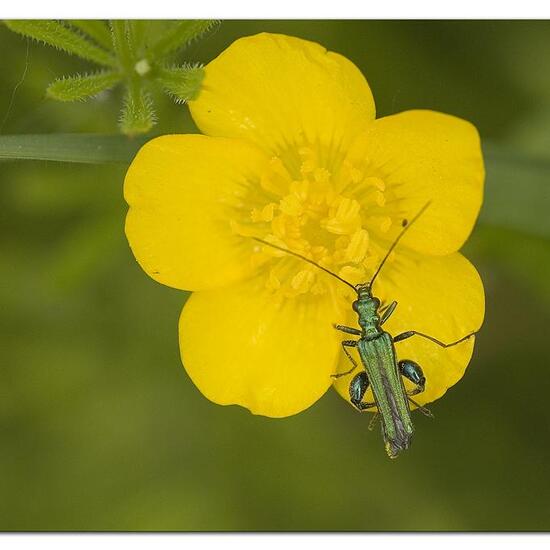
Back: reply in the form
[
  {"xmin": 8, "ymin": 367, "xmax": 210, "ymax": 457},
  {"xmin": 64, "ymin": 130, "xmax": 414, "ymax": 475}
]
[{"xmin": 124, "ymin": 33, "xmax": 485, "ymax": 418}]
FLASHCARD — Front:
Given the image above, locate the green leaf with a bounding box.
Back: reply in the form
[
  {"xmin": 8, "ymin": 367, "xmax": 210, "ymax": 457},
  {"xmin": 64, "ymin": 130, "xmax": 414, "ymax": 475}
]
[
  {"xmin": 4, "ymin": 20, "xmax": 116, "ymax": 67},
  {"xmin": 110, "ymin": 20, "xmax": 134, "ymax": 71},
  {"xmin": 128, "ymin": 20, "xmax": 147, "ymax": 57},
  {"xmin": 119, "ymin": 85, "xmax": 156, "ymax": 136},
  {"xmin": 150, "ymin": 20, "xmax": 219, "ymax": 58},
  {"xmin": 481, "ymin": 143, "xmax": 550, "ymax": 239},
  {"xmin": 68, "ymin": 20, "xmax": 112, "ymax": 50},
  {"xmin": 0, "ymin": 134, "xmax": 147, "ymax": 164},
  {"xmin": 158, "ymin": 65, "xmax": 205, "ymax": 103},
  {"xmin": 47, "ymin": 71, "xmax": 122, "ymax": 102}
]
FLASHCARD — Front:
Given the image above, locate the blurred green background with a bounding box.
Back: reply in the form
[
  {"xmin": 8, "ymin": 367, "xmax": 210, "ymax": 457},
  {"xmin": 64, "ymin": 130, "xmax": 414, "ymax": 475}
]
[{"xmin": 1, "ymin": 20, "xmax": 550, "ymax": 531}]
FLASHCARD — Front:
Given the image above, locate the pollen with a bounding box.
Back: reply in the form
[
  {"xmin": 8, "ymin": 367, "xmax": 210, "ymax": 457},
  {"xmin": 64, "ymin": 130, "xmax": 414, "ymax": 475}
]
[
  {"xmin": 364, "ymin": 176, "xmax": 385, "ymax": 191},
  {"xmin": 251, "ymin": 203, "xmax": 276, "ymax": 222},
  {"xmin": 345, "ymin": 229, "xmax": 369, "ymax": 264},
  {"xmin": 291, "ymin": 270, "xmax": 315, "ymax": 294},
  {"xmin": 233, "ymin": 145, "xmax": 401, "ymax": 299},
  {"xmin": 322, "ymin": 196, "xmax": 362, "ymax": 235}
]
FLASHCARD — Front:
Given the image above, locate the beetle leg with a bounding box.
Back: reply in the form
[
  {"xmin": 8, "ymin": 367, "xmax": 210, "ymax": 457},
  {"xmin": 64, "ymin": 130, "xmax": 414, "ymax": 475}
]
[
  {"xmin": 368, "ymin": 412, "xmax": 379, "ymax": 431},
  {"xmin": 408, "ymin": 396, "xmax": 434, "ymax": 418},
  {"xmin": 349, "ymin": 372, "xmax": 376, "ymax": 411},
  {"xmin": 333, "ymin": 324, "xmax": 361, "ymax": 336},
  {"xmin": 331, "ymin": 340, "xmax": 359, "ymax": 379},
  {"xmin": 393, "ymin": 330, "xmax": 477, "ymax": 348},
  {"xmin": 398, "ymin": 359, "xmax": 426, "ymax": 396},
  {"xmin": 380, "ymin": 300, "xmax": 398, "ymax": 325}
]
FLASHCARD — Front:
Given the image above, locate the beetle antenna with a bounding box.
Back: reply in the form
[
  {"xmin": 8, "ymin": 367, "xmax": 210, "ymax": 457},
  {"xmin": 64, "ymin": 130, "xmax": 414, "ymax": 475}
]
[
  {"xmin": 252, "ymin": 237, "xmax": 357, "ymax": 293},
  {"xmin": 368, "ymin": 201, "xmax": 431, "ymax": 289}
]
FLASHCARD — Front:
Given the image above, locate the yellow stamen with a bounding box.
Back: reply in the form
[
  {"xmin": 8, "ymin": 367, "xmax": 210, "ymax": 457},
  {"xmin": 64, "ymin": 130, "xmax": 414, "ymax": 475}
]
[
  {"xmin": 266, "ymin": 270, "xmax": 281, "ymax": 291},
  {"xmin": 375, "ymin": 191, "xmax": 386, "ymax": 207},
  {"xmin": 323, "ymin": 197, "xmax": 362, "ymax": 235},
  {"xmin": 279, "ymin": 194, "xmax": 303, "ymax": 217},
  {"xmin": 364, "ymin": 176, "xmax": 386, "ymax": 191},
  {"xmin": 251, "ymin": 203, "xmax": 276, "ymax": 222},
  {"xmin": 242, "ymin": 143, "xmax": 402, "ymax": 298},
  {"xmin": 345, "ymin": 229, "xmax": 369, "ymax": 264},
  {"xmin": 339, "ymin": 265, "xmax": 367, "ymax": 286},
  {"xmin": 291, "ymin": 270, "xmax": 315, "ymax": 293}
]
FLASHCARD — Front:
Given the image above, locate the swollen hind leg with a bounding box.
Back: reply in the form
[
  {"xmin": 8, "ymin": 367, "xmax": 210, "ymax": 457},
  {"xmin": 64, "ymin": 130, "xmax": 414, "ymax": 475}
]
[
  {"xmin": 349, "ymin": 372, "xmax": 376, "ymax": 411},
  {"xmin": 398, "ymin": 359, "xmax": 425, "ymax": 396}
]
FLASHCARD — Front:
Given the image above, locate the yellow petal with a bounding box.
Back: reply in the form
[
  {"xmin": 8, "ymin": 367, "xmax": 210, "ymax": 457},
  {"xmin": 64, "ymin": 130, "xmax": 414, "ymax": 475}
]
[
  {"xmin": 333, "ymin": 252, "xmax": 484, "ymax": 408},
  {"xmin": 179, "ymin": 278, "xmax": 342, "ymax": 418},
  {"xmin": 125, "ymin": 135, "xmax": 268, "ymax": 291},
  {"xmin": 189, "ymin": 33, "xmax": 375, "ymax": 154},
  {"xmin": 346, "ymin": 110, "xmax": 484, "ymax": 255}
]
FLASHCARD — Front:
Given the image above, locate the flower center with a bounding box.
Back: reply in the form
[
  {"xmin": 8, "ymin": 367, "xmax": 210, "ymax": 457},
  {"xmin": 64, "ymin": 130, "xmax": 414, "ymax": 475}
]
[{"xmin": 232, "ymin": 145, "xmax": 401, "ymax": 300}]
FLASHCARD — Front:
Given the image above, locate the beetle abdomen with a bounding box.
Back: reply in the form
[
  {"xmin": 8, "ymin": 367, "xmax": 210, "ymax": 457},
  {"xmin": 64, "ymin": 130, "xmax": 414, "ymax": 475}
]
[{"xmin": 358, "ymin": 332, "xmax": 414, "ymax": 458}]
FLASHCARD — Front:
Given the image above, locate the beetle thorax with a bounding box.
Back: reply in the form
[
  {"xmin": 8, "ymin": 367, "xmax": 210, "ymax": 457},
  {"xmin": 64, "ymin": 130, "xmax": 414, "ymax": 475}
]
[{"xmin": 353, "ymin": 295, "xmax": 381, "ymax": 336}]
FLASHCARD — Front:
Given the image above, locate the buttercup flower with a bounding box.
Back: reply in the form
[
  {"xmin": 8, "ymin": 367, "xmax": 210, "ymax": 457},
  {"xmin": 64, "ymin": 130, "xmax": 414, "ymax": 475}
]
[{"xmin": 124, "ymin": 33, "xmax": 484, "ymax": 418}]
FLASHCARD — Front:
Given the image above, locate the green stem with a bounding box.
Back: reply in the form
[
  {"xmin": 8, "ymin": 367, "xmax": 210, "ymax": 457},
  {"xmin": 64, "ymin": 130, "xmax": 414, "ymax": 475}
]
[{"xmin": 0, "ymin": 133, "xmax": 147, "ymax": 164}]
